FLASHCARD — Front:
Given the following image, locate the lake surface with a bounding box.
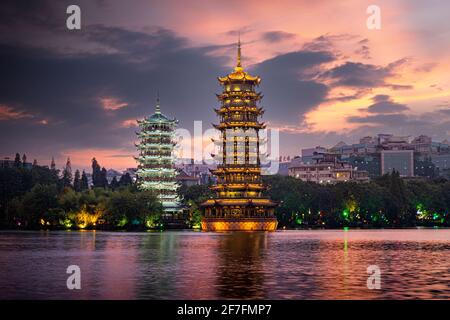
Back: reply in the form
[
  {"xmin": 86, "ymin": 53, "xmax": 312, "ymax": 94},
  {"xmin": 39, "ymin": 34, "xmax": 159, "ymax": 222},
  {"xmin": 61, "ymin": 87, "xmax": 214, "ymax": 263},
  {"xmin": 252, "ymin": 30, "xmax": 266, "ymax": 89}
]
[{"xmin": 0, "ymin": 229, "xmax": 449, "ymax": 299}]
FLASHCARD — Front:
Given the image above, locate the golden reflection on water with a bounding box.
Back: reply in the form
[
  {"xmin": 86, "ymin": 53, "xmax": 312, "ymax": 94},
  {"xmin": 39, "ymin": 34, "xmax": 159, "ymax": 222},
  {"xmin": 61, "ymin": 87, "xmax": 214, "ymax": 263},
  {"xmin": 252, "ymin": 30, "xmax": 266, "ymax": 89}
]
[{"xmin": 0, "ymin": 229, "xmax": 449, "ymax": 299}]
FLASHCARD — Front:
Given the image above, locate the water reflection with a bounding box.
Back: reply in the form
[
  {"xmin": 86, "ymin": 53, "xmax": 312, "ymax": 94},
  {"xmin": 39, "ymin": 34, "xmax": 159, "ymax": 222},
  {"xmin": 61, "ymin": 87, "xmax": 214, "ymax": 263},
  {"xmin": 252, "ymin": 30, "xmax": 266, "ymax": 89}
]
[
  {"xmin": 0, "ymin": 230, "xmax": 449, "ymax": 299},
  {"xmin": 215, "ymin": 232, "xmax": 268, "ymax": 299}
]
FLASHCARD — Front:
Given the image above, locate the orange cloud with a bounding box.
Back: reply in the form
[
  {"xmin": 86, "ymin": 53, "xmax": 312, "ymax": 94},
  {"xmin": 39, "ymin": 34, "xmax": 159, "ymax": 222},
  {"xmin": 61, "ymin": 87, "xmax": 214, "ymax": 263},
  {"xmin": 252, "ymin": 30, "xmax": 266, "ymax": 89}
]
[
  {"xmin": 100, "ymin": 97, "xmax": 128, "ymax": 111},
  {"xmin": 121, "ymin": 119, "xmax": 138, "ymax": 128},
  {"xmin": 0, "ymin": 104, "xmax": 33, "ymax": 120}
]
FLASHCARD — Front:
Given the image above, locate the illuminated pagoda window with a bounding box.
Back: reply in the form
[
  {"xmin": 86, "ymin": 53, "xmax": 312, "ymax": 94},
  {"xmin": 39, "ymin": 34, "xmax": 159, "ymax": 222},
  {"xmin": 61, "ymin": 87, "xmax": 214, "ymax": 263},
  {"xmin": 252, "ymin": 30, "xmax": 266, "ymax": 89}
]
[
  {"xmin": 135, "ymin": 96, "xmax": 182, "ymax": 218},
  {"xmin": 200, "ymin": 38, "xmax": 278, "ymax": 231}
]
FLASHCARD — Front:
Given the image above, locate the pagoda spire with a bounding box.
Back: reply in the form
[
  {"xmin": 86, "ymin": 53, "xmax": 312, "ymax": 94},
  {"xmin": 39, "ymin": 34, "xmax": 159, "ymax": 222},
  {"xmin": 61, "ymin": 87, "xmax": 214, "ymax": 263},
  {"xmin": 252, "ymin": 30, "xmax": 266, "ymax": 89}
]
[
  {"xmin": 155, "ymin": 91, "xmax": 161, "ymax": 114},
  {"xmin": 235, "ymin": 34, "xmax": 243, "ymax": 71}
]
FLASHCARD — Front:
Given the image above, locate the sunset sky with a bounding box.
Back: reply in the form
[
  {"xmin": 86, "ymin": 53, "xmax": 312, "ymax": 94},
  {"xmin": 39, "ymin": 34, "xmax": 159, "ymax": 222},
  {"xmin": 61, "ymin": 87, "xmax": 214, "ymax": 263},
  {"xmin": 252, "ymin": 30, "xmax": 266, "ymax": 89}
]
[{"xmin": 1, "ymin": 0, "xmax": 450, "ymax": 171}]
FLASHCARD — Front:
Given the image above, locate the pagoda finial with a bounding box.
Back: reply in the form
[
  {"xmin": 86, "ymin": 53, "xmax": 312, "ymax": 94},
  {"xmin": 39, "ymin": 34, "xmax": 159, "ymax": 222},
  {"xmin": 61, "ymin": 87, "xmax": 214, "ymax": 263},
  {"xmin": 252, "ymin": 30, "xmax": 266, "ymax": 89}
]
[
  {"xmin": 155, "ymin": 91, "xmax": 161, "ymax": 114},
  {"xmin": 237, "ymin": 33, "xmax": 241, "ymax": 67},
  {"xmin": 234, "ymin": 33, "xmax": 243, "ymax": 71}
]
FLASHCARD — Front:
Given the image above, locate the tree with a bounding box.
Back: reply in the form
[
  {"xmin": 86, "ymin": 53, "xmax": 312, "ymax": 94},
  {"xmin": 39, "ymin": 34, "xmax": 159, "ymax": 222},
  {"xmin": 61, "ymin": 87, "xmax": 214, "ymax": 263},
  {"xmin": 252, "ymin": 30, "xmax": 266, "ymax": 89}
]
[
  {"xmin": 32, "ymin": 159, "xmax": 38, "ymax": 167},
  {"xmin": 19, "ymin": 184, "xmax": 60, "ymax": 227},
  {"xmin": 14, "ymin": 153, "xmax": 21, "ymax": 168},
  {"xmin": 178, "ymin": 184, "xmax": 213, "ymax": 205},
  {"xmin": 187, "ymin": 200, "xmax": 202, "ymax": 228},
  {"xmin": 105, "ymin": 189, "xmax": 162, "ymax": 228},
  {"xmin": 110, "ymin": 176, "xmax": 119, "ymax": 190},
  {"xmin": 58, "ymin": 188, "xmax": 81, "ymax": 213},
  {"xmin": 119, "ymin": 172, "xmax": 133, "ymax": 187},
  {"xmin": 61, "ymin": 157, "xmax": 73, "ymax": 188},
  {"xmin": 22, "ymin": 154, "xmax": 27, "ymax": 167},
  {"xmin": 80, "ymin": 170, "xmax": 89, "ymax": 191},
  {"xmin": 31, "ymin": 165, "xmax": 59, "ymax": 187},
  {"xmin": 99, "ymin": 167, "xmax": 108, "ymax": 188},
  {"xmin": 91, "ymin": 158, "xmax": 102, "ymax": 188},
  {"xmin": 73, "ymin": 170, "xmax": 81, "ymax": 192},
  {"xmin": 50, "ymin": 157, "xmax": 56, "ymax": 171}
]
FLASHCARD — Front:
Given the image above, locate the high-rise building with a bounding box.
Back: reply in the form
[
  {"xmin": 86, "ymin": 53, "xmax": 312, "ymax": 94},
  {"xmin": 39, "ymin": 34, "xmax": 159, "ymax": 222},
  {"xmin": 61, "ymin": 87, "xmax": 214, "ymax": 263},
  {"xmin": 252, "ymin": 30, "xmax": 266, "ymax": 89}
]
[
  {"xmin": 381, "ymin": 150, "xmax": 414, "ymax": 177},
  {"xmin": 135, "ymin": 97, "xmax": 182, "ymax": 218},
  {"xmin": 200, "ymin": 39, "xmax": 277, "ymax": 231}
]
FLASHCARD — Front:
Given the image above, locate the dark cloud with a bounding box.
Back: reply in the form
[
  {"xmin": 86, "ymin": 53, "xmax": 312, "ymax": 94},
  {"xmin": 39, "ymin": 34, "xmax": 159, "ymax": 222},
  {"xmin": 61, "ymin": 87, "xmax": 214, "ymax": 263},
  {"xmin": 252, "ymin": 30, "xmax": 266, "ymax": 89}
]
[
  {"xmin": 318, "ymin": 60, "xmax": 412, "ymax": 90},
  {"xmin": 346, "ymin": 94, "xmax": 450, "ymax": 141},
  {"xmin": 261, "ymin": 31, "xmax": 296, "ymax": 43},
  {"xmin": 372, "ymin": 94, "xmax": 390, "ymax": 103},
  {"xmin": 346, "ymin": 113, "xmax": 450, "ymax": 143},
  {"xmin": 302, "ymin": 34, "xmax": 358, "ymax": 52},
  {"xmin": 253, "ymin": 50, "xmax": 335, "ymax": 124},
  {"xmin": 365, "ymin": 95, "xmax": 410, "ymax": 114},
  {"xmin": 438, "ymin": 108, "xmax": 450, "ymax": 116},
  {"xmin": 366, "ymin": 101, "xmax": 409, "ymax": 114},
  {"xmin": 1, "ymin": 1, "xmax": 446, "ymax": 165},
  {"xmin": 0, "ymin": 24, "xmax": 228, "ymax": 161},
  {"xmin": 348, "ymin": 113, "xmax": 409, "ymax": 125},
  {"xmin": 319, "ymin": 62, "xmax": 387, "ymax": 87},
  {"xmin": 354, "ymin": 45, "xmax": 370, "ymax": 59},
  {"xmin": 224, "ymin": 26, "xmax": 253, "ymax": 37},
  {"xmin": 414, "ymin": 62, "xmax": 437, "ymax": 73},
  {"xmin": 0, "ymin": 0, "xmax": 339, "ymax": 163}
]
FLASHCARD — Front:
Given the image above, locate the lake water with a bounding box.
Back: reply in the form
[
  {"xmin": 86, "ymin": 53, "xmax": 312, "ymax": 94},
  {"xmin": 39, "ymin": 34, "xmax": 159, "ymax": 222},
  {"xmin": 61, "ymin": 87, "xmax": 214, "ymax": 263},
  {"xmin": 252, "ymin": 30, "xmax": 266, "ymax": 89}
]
[{"xmin": 0, "ymin": 229, "xmax": 449, "ymax": 299}]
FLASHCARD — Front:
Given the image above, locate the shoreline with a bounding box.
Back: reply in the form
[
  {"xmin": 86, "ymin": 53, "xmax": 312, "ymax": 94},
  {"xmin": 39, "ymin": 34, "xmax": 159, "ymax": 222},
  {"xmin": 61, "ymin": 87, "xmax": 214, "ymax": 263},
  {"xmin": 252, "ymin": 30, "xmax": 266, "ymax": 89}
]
[{"xmin": 1, "ymin": 226, "xmax": 449, "ymax": 232}]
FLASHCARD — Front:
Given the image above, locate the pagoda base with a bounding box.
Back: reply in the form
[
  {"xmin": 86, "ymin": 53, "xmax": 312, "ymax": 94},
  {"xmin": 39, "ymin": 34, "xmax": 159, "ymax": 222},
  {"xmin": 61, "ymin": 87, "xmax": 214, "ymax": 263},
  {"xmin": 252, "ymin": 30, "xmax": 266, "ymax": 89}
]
[{"xmin": 201, "ymin": 217, "xmax": 278, "ymax": 231}]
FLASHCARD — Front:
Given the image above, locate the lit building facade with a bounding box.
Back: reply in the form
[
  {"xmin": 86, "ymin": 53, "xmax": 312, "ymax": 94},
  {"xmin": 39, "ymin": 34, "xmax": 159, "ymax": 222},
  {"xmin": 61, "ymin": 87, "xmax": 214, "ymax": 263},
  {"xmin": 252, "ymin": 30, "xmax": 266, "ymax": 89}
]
[
  {"xmin": 135, "ymin": 98, "xmax": 182, "ymax": 217},
  {"xmin": 381, "ymin": 150, "xmax": 414, "ymax": 177},
  {"xmin": 201, "ymin": 40, "xmax": 277, "ymax": 231},
  {"xmin": 431, "ymin": 153, "xmax": 450, "ymax": 177},
  {"xmin": 288, "ymin": 154, "xmax": 369, "ymax": 183}
]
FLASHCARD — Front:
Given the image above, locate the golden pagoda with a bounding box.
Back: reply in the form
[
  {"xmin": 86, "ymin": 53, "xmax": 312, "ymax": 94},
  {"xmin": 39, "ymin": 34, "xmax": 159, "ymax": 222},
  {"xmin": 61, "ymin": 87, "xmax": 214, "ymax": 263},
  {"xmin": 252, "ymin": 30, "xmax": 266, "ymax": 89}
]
[{"xmin": 200, "ymin": 39, "xmax": 278, "ymax": 231}]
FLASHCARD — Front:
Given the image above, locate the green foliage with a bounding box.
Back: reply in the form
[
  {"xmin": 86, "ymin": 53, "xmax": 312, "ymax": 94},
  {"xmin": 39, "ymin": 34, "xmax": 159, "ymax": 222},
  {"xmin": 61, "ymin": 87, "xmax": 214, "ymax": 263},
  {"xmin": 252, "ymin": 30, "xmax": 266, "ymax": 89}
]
[
  {"xmin": 2, "ymin": 161, "xmax": 449, "ymax": 230},
  {"xmin": 187, "ymin": 200, "xmax": 202, "ymax": 228},
  {"xmin": 178, "ymin": 184, "xmax": 213, "ymax": 205},
  {"xmin": 12, "ymin": 184, "xmax": 60, "ymax": 227},
  {"xmin": 104, "ymin": 189, "xmax": 163, "ymax": 228},
  {"xmin": 263, "ymin": 173, "xmax": 450, "ymax": 228}
]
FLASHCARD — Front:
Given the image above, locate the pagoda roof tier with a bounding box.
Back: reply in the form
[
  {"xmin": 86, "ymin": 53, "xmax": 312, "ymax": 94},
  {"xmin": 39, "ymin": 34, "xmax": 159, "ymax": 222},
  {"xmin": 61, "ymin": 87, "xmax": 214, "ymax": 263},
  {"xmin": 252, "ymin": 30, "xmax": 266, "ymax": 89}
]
[
  {"xmin": 138, "ymin": 182, "xmax": 179, "ymax": 190},
  {"xmin": 217, "ymin": 91, "xmax": 261, "ymax": 100},
  {"xmin": 137, "ymin": 165, "xmax": 175, "ymax": 170},
  {"xmin": 136, "ymin": 131, "xmax": 175, "ymax": 137},
  {"xmin": 211, "ymin": 167, "xmax": 261, "ymax": 174},
  {"xmin": 216, "ymin": 163, "xmax": 260, "ymax": 169},
  {"xmin": 136, "ymin": 166, "xmax": 177, "ymax": 171},
  {"xmin": 211, "ymin": 140, "xmax": 259, "ymax": 146},
  {"xmin": 218, "ymin": 68, "xmax": 261, "ymax": 84},
  {"xmin": 210, "ymin": 183, "xmax": 266, "ymax": 191},
  {"xmin": 136, "ymin": 154, "xmax": 174, "ymax": 160},
  {"xmin": 137, "ymin": 114, "xmax": 178, "ymax": 125},
  {"xmin": 137, "ymin": 171, "xmax": 178, "ymax": 180},
  {"xmin": 214, "ymin": 106, "xmax": 264, "ymax": 115},
  {"xmin": 136, "ymin": 169, "xmax": 177, "ymax": 175},
  {"xmin": 201, "ymin": 198, "xmax": 276, "ymax": 207},
  {"xmin": 213, "ymin": 122, "xmax": 265, "ymax": 130},
  {"xmin": 135, "ymin": 143, "xmax": 175, "ymax": 149},
  {"xmin": 139, "ymin": 180, "xmax": 178, "ymax": 184}
]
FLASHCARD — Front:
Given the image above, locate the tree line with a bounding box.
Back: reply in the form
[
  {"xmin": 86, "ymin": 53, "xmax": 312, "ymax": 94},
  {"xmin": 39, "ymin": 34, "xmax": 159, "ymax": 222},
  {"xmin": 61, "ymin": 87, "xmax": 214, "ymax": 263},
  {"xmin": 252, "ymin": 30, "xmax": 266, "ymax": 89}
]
[
  {"xmin": 177, "ymin": 173, "xmax": 450, "ymax": 228},
  {"xmin": 263, "ymin": 173, "xmax": 450, "ymax": 228},
  {"xmin": 1, "ymin": 152, "xmax": 449, "ymax": 230},
  {"xmin": 0, "ymin": 154, "xmax": 161, "ymax": 229}
]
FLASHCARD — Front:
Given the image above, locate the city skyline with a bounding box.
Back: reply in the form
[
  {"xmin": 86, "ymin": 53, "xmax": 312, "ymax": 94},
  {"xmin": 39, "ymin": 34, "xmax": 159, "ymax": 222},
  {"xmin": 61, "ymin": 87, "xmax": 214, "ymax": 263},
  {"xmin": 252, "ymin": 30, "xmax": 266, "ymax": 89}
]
[{"xmin": 1, "ymin": 0, "xmax": 450, "ymax": 171}]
